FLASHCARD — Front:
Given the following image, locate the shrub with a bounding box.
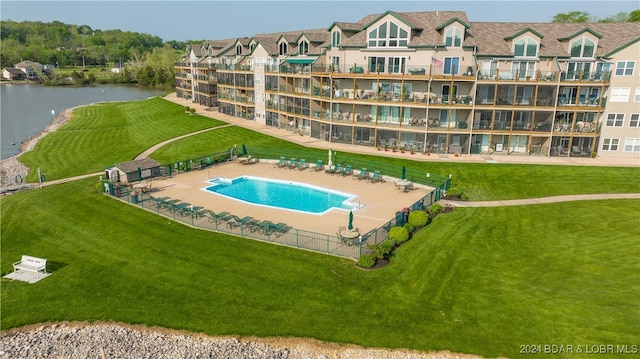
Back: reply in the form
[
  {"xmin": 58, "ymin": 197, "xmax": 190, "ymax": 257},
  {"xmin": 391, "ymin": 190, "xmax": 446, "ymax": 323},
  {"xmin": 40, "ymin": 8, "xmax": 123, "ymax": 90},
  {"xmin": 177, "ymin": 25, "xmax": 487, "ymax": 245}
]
[
  {"xmin": 357, "ymin": 253, "xmax": 376, "ymax": 269},
  {"xmin": 461, "ymin": 193, "xmax": 469, "ymax": 201},
  {"xmin": 428, "ymin": 203, "xmax": 443, "ymax": 215},
  {"xmin": 185, "ymin": 106, "xmax": 190, "ymax": 113},
  {"xmin": 446, "ymin": 186, "xmax": 463, "ymax": 197},
  {"xmin": 389, "ymin": 226, "xmax": 409, "ymax": 244},
  {"xmin": 403, "ymin": 223, "xmax": 414, "ymax": 234},
  {"xmin": 408, "ymin": 210, "xmax": 428, "ymax": 227},
  {"xmin": 371, "ymin": 239, "xmax": 396, "ymax": 259},
  {"xmin": 189, "ymin": 108, "xmax": 196, "ymax": 115}
]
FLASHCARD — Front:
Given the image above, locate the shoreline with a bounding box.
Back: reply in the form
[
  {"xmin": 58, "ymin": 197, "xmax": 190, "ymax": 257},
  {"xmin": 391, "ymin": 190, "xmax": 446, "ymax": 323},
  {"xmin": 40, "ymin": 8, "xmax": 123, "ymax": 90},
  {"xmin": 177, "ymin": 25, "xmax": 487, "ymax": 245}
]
[{"xmin": 0, "ymin": 106, "xmax": 76, "ymax": 193}]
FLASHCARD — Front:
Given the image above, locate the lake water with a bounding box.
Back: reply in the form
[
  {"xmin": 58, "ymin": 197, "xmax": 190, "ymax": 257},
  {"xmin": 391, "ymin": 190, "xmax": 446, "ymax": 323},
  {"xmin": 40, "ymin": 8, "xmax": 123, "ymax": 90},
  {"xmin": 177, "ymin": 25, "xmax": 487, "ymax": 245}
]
[{"xmin": 0, "ymin": 84, "xmax": 167, "ymax": 159}]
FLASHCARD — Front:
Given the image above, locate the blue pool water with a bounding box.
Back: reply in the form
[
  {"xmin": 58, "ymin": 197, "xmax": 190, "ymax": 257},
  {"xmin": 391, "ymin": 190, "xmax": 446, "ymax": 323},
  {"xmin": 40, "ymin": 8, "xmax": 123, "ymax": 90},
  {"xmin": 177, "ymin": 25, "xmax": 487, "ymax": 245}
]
[{"xmin": 203, "ymin": 176, "xmax": 359, "ymax": 214}]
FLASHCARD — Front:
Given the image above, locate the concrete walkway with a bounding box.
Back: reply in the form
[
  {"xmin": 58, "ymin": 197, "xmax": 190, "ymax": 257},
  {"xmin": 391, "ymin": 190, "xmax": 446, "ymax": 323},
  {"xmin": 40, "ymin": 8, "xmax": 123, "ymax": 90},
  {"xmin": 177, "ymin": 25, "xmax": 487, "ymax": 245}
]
[{"xmin": 440, "ymin": 193, "xmax": 640, "ymax": 207}]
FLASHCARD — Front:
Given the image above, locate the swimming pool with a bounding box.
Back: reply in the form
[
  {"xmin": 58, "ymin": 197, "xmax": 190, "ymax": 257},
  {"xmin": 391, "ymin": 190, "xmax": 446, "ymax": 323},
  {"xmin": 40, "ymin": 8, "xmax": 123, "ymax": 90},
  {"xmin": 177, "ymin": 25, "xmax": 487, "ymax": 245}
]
[{"xmin": 203, "ymin": 176, "xmax": 360, "ymax": 214}]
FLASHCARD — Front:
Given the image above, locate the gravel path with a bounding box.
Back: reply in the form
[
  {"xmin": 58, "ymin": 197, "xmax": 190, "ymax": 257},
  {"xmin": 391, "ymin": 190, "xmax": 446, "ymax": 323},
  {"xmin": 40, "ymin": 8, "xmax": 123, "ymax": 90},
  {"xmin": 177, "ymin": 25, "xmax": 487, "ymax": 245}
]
[{"xmin": 0, "ymin": 323, "xmax": 485, "ymax": 359}]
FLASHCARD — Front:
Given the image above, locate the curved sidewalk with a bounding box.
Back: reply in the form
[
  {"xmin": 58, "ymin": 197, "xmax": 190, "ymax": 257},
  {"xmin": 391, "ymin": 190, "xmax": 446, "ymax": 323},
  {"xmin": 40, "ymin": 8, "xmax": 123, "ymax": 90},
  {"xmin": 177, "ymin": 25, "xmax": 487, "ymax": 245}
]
[{"xmin": 440, "ymin": 193, "xmax": 640, "ymax": 207}]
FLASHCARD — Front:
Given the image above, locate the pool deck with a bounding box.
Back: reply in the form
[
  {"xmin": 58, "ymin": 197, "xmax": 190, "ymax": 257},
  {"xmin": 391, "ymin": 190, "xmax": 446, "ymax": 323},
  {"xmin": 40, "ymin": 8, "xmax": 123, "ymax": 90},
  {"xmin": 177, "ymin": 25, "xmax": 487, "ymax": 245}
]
[{"xmin": 149, "ymin": 160, "xmax": 430, "ymax": 236}]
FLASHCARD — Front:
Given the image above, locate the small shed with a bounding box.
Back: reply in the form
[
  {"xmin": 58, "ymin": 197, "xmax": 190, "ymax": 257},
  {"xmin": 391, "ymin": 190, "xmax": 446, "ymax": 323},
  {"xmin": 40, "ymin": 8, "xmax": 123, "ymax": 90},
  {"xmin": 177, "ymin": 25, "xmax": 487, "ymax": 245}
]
[{"xmin": 105, "ymin": 158, "xmax": 162, "ymax": 184}]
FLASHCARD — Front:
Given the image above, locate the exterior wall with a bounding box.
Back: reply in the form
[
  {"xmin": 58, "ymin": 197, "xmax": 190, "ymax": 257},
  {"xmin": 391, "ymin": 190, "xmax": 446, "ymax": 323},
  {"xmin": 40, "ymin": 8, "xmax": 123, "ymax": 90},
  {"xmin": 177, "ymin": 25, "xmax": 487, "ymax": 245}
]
[{"xmin": 598, "ymin": 41, "xmax": 640, "ymax": 158}]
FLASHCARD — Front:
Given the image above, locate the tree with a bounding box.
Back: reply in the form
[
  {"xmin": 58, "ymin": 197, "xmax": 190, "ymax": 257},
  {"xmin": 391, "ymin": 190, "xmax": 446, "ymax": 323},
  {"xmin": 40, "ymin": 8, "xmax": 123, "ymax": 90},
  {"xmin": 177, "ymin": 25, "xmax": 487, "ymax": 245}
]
[
  {"xmin": 552, "ymin": 11, "xmax": 591, "ymax": 23},
  {"xmin": 630, "ymin": 10, "xmax": 640, "ymax": 22}
]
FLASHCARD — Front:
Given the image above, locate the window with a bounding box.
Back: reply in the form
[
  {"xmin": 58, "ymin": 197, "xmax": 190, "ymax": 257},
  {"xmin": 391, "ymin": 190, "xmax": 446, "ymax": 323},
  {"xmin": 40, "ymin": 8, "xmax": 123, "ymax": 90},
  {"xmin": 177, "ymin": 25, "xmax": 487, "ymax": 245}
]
[
  {"xmin": 368, "ymin": 20, "xmax": 408, "ymax": 48},
  {"xmin": 442, "ymin": 84, "xmax": 458, "ymax": 102},
  {"xmin": 566, "ymin": 62, "xmax": 592, "ymax": 80},
  {"xmin": 514, "ymin": 37, "xmax": 538, "ymax": 57},
  {"xmin": 388, "ymin": 57, "xmax": 406, "ymax": 74},
  {"xmin": 630, "ymin": 114, "xmax": 640, "ymax": 128},
  {"xmin": 602, "ymin": 138, "xmax": 619, "ymax": 151},
  {"xmin": 570, "ymin": 37, "xmax": 595, "ymax": 58},
  {"xmin": 624, "ymin": 138, "xmax": 640, "ymax": 152},
  {"xmin": 445, "ymin": 27, "xmax": 462, "ymax": 47},
  {"xmin": 635, "ymin": 88, "xmax": 640, "ymax": 102},
  {"xmin": 606, "ymin": 113, "xmax": 624, "ymax": 127},
  {"xmin": 236, "ymin": 44, "xmax": 242, "ymax": 56},
  {"xmin": 332, "ymin": 31, "xmax": 341, "ymax": 47},
  {"xmin": 250, "ymin": 43, "xmax": 256, "ymax": 52},
  {"xmin": 512, "ymin": 61, "xmax": 536, "ymax": 78},
  {"xmin": 610, "ymin": 88, "xmax": 630, "ymax": 102},
  {"xmin": 279, "ymin": 42, "xmax": 288, "ymax": 56},
  {"xmin": 443, "ymin": 57, "xmax": 460, "ymax": 75},
  {"xmin": 369, "ymin": 57, "xmax": 386, "ymax": 73},
  {"xmin": 298, "ymin": 40, "xmax": 308, "ymax": 55},
  {"xmin": 615, "ymin": 61, "xmax": 635, "ymax": 76}
]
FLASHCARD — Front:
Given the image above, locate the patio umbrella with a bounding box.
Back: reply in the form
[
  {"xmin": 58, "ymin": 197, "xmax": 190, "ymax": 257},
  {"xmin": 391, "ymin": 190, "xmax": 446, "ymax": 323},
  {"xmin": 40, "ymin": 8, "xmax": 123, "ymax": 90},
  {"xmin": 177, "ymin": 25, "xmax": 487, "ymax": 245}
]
[
  {"xmin": 328, "ymin": 149, "xmax": 333, "ymax": 167},
  {"xmin": 401, "ymin": 166, "xmax": 406, "ymax": 180},
  {"xmin": 241, "ymin": 144, "xmax": 247, "ymax": 156},
  {"xmin": 348, "ymin": 210, "xmax": 353, "ymax": 231}
]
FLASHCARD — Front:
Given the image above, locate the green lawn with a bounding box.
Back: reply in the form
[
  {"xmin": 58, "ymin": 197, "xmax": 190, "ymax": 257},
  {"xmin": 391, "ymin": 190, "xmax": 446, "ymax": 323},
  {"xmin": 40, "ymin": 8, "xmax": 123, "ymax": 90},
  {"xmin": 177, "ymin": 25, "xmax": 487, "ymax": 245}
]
[
  {"xmin": 1, "ymin": 179, "xmax": 638, "ymax": 358},
  {"xmin": 3, "ymin": 97, "xmax": 639, "ymax": 358},
  {"xmin": 19, "ymin": 97, "xmax": 225, "ymax": 182}
]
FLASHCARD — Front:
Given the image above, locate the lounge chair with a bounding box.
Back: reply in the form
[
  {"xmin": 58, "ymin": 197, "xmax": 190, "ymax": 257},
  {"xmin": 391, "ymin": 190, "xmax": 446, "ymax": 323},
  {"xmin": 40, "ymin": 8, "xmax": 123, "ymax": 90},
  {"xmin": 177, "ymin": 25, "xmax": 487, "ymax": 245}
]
[
  {"xmin": 296, "ymin": 158, "xmax": 308, "ymax": 170},
  {"xmin": 246, "ymin": 218, "xmax": 264, "ymax": 232},
  {"xmin": 338, "ymin": 165, "xmax": 352, "ymax": 176},
  {"xmin": 265, "ymin": 222, "xmax": 290, "ymax": 237},
  {"xmin": 287, "ymin": 157, "xmax": 297, "ymax": 169},
  {"xmin": 325, "ymin": 164, "xmax": 342, "ymax": 174},
  {"xmin": 369, "ymin": 170, "xmax": 384, "ymax": 183},
  {"xmin": 311, "ymin": 160, "xmax": 324, "ymax": 171},
  {"xmin": 226, "ymin": 215, "xmax": 254, "ymax": 229},
  {"xmin": 273, "ymin": 156, "xmax": 286, "ymax": 168},
  {"xmin": 207, "ymin": 210, "xmax": 232, "ymax": 224},
  {"xmin": 353, "ymin": 168, "xmax": 368, "ymax": 180}
]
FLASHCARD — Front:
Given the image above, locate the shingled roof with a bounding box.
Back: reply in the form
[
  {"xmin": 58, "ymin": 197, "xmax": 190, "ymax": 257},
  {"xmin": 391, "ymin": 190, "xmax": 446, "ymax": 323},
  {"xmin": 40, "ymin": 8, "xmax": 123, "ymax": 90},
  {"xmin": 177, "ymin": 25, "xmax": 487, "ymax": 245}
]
[{"xmin": 113, "ymin": 158, "xmax": 161, "ymax": 174}]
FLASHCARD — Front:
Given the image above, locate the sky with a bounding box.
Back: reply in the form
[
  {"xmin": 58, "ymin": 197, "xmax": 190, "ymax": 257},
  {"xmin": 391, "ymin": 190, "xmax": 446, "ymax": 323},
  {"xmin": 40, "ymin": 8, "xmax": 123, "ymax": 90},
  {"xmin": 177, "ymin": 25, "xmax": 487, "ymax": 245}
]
[{"xmin": 1, "ymin": 1, "xmax": 638, "ymax": 43}]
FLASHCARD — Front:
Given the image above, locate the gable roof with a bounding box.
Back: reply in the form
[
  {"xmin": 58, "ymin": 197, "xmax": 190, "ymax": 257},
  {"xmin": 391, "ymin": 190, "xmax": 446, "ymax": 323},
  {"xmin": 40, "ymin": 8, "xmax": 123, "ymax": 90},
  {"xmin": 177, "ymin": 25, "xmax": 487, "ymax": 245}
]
[{"xmin": 112, "ymin": 158, "xmax": 161, "ymax": 173}]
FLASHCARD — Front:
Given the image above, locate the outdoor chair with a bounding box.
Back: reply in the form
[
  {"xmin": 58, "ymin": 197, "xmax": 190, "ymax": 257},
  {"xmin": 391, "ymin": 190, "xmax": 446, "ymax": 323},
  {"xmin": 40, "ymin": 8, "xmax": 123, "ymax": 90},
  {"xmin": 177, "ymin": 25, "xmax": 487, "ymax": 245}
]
[
  {"xmin": 339, "ymin": 165, "xmax": 352, "ymax": 176},
  {"xmin": 273, "ymin": 156, "xmax": 286, "ymax": 168},
  {"xmin": 311, "ymin": 160, "xmax": 324, "ymax": 171},
  {"xmin": 287, "ymin": 158, "xmax": 297, "ymax": 169},
  {"xmin": 296, "ymin": 159, "xmax": 308, "ymax": 170},
  {"xmin": 325, "ymin": 164, "xmax": 342, "ymax": 174},
  {"xmin": 207, "ymin": 210, "xmax": 232, "ymax": 224},
  {"xmin": 353, "ymin": 168, "xmax": 369, "ymax": 180},
  {"xmin": 272, "ymin": 223, "xmax": 291, "ymax": 237},
  {"xmin": 369, "ymin": 171, "xmax": 384, "ymax": 183}
]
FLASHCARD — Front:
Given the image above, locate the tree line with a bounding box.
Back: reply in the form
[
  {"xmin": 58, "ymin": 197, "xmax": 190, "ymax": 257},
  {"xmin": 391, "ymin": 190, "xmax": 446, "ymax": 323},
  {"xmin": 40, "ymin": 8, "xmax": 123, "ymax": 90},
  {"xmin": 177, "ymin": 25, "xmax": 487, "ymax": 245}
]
[{"xmin": 1, "ymin": 20, "xmax": 187, "ymax": 87}]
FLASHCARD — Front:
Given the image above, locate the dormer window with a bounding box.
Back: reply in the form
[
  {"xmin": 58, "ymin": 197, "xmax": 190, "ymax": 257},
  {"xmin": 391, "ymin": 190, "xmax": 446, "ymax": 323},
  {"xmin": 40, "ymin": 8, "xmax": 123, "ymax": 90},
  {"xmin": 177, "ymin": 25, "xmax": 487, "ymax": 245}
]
[
  {"xmin": 299, "ymin": 40, "xmax": 309, "ymax": 55},
  {"xmin": 570, "ymin": 37, "xmax": 595, "ymax": 58},
  {"xmin": 368, "ymin": 20, "xmax": 408, "ymax": 48},
  {"xmin": 445, "ymin": 27, "xmax": 462, "ymax": 47},
  {"xmin": 514, "ymin": 36, "xmax": 538, "ymax": 57},
  {"xmin": 279, "ymin": 42, "xmax": 288, "ymax": 55},
  {"xmin": 332, "ymin": 30, "xmax": 341, "ymax": 47},
  {"xmin": 236, "ymin": 44, "xmax": 242, "ymax": 56}
]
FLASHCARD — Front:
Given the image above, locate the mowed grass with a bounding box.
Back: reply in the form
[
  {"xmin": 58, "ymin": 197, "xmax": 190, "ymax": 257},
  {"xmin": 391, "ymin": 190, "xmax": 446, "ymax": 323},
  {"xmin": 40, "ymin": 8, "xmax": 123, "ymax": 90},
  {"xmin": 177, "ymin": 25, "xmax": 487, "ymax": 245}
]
[
  {"xmin": 1, "ymin": 179, "xmax": 638, "ymax": 358},
  {"xmin": 19, "ymin": 97, "xmax": 225, "ymax": 182},
  {"xmin": 17, "ymin": 98, "xmax": 640, "ymax": 200}
]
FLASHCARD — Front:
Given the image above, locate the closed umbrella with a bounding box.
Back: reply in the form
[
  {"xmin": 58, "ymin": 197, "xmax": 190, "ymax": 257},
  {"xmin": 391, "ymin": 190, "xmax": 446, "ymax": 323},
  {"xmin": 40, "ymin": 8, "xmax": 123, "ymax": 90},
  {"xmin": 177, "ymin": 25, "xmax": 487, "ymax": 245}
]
[
  {"xmin": 401, "ymin": 166, "xmax": 406, "ymax": 180},
  {"xmin": 241, "ymin": 144, "xmax": 247, "ymax": 156},
  {"xmin": 348, "ymin": 210, "xmax": 354, "ymax": 231},
  {"xmin": 328, "ymin": 148, "xmax": 333, "ymax": 167}
]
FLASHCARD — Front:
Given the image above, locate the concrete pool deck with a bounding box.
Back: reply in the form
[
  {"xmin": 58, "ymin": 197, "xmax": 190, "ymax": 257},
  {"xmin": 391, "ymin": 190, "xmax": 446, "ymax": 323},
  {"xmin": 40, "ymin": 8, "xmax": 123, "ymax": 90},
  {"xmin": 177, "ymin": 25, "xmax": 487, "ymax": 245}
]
[{"xmin": 148, "ymin": 160, "xmax": 431, "ymax": 236}]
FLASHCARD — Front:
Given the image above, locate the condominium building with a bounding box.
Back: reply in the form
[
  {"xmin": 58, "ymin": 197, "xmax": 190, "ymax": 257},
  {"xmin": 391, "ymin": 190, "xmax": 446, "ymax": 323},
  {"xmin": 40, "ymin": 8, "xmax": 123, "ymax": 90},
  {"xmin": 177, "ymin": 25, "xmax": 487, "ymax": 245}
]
[{"xmin": 174, "ymin": 10, "xmax": 640, "ymax": 160}]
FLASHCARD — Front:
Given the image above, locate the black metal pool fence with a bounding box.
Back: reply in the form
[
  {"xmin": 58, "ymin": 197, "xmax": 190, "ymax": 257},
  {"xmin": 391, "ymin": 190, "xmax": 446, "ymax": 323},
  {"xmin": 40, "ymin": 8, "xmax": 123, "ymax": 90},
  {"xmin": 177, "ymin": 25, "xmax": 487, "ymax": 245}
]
[{"xmin": 103, "ymin": 147, "xmax": 451, "ymax": 259}]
